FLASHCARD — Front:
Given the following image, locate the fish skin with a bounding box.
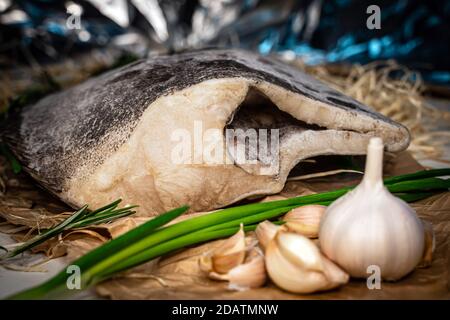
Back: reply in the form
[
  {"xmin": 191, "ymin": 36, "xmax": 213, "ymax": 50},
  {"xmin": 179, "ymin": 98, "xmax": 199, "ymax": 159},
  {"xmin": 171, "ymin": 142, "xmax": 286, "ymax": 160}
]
[{"xmin": 2, "ymin": 49, "xmax": 409, "ymax": 208}]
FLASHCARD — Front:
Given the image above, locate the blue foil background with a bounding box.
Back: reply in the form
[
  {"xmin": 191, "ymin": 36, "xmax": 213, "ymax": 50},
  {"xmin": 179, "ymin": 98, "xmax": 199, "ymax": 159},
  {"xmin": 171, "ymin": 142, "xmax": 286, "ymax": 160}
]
[{"xmin": 1, "ymin": 0, "xmax": 449, "ymax": 85}]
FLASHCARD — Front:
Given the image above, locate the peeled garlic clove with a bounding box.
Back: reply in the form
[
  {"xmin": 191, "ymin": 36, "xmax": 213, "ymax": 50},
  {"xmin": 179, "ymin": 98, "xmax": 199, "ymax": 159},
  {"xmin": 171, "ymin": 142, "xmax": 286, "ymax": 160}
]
[
  {"xmin": 265, "ymin": 231, "xmax": 348, "ymax": 294},
  {"xmin": 255, "ymin": 220, "xmax": 281, "ymax": 251},
  {"xmin": 418, "ymin": 220, "xmax": 435, "ymax": 268},
  {"xmin": 211, "ymin": 225, "xmax": 246, "ymax": 274},
  {"xmin": 282, "ymin": 205, "xmax": 326, "ymax": 238},
  {"xmin": 210, "ymin": 248, "xmax": 267, "ymax": 290},
  {"xmin": 319, "ymin": 138, "xmax": 425, "ymax": 281}
]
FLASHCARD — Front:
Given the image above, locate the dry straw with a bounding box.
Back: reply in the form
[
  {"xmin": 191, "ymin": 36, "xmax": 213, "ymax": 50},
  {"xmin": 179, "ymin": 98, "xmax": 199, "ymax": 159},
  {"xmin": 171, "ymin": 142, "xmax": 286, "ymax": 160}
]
[{"xmin": 294, "ymin": 59, "xmax": 450, "ymax": 162}]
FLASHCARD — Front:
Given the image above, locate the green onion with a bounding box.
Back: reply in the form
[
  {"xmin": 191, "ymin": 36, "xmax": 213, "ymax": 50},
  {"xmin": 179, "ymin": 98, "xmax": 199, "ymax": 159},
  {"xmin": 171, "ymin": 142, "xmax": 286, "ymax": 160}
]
[
  {"xmin": 387, "ymin": 177, "xmax": 450, "ymax": 193},
  {"xmin": 394, "ymin": 192, "xmax": 437, "ymax": 203},
  {"xmin": 383, "ymin": 168, "xmax": 450, "ymax": 185},
  {"xmin": 198, "ymin": 206, "xmax": 298, "ymax": 232}
]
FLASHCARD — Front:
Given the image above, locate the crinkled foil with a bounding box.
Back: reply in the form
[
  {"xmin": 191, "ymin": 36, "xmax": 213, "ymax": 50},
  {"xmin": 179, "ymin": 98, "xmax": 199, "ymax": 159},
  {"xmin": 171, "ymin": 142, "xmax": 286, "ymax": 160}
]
[{"xmin": 1, "ymin": 0, "xmax": 449, "ymax": 84}]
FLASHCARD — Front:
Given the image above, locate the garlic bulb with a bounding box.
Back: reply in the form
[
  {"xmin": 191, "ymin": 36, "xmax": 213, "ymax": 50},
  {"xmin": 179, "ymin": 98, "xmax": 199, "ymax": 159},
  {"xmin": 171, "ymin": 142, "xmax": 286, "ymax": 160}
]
[
  {"xmin": 319, "ymin": 137, "xmax": 425, "ymax": 281},
  {"xmin": 282, "ymin": 205, "xmax": 326, "ymax": 238},
  {"xmin": 265, "ymin": 231, "xmax": 349, "ymax": 293},
  {"xmin": 418, "ymin": 220, "xmax": 435, "ymax": 268}
]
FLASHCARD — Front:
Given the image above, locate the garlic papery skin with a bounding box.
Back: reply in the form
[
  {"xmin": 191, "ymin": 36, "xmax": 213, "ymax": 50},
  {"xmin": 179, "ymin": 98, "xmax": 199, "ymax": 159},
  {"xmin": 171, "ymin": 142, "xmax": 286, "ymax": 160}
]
[
  {"xmin": 255, "ymin": 220, "xmax": 282, "ymax": 251},
  {"xmin": 282, "ymin": 205, "xmax": 326, "ymax": 238},
  {"xmin": 209, "ymin": 248, "xmax": 267, "ymax": 290},
  {"xmin": 200, "ymin": 225, "xmax": 246, "ymax": 274},
  {"xmin": 319, "ymin": 137, "xmax": 425, "ymax": 281},
  {"xmin": 418, "ymin": 220, "xmax": 435, "ymax": 268},
  {"xmin": 265, "ymin": 231, "xmax": 349, "ymax": 293}
]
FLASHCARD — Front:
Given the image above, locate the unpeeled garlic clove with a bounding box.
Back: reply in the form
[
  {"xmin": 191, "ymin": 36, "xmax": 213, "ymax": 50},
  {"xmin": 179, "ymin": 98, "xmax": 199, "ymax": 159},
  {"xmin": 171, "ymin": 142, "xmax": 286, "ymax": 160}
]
[
  {"xmin": 200, "ymin": 224, "xmax": 246, "ymax": 274},
  {"xmin": 282, "ymin": 205, "xmax": 326, "ymax": 238},
  {"xmin": 265, "ymin": 231, "xmax": 349, "ymax": 294},
  {"xmin": 199, "ymin": 255, "xmax": 213, "ymax": 273},
  {"xmin": 255, "ymin": 220, "xmax": 282, "ymax": 251},
  {"xmin": 320, "ymin": 254, "xmax": 350, "ymax": 290},
  {"xmin": 200, "ymin": 226, "xmax": 266, "ymax": 291},
  {"xmin": 209, "ymin": 248, "xmax": 267, "ymax": 290},
  {"xmin": 418, "ymin": 220, "xmax": 435, "ymax": 268}
]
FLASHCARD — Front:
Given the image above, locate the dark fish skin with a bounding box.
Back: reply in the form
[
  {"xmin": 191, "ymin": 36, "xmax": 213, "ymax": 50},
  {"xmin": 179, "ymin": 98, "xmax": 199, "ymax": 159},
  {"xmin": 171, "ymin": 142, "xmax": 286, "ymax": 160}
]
[{"xmin": 2, "ymin": 49, "xmax": 405, "ymax": 196}]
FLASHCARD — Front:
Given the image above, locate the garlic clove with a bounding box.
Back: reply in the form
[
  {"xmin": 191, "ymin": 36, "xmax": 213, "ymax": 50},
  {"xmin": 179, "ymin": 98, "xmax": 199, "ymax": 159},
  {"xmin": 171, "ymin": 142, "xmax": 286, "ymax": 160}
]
[
  {"xmin": 209, "ymin": 248, "xmax": 267, "ymax": 290},
  {"xmin": 320, "ymin": 254, "xmax": 350, "ymax": 290},
  {"xmin": 200, "ymin": 225, "xmax": 246, "ymax": 274},
  {"xmin": 276, "ymin": 232, "xmax": 324, "ymax": 272},
  {"xmin": 418, "ymin": 220, "xmax": 435, "ymax": 268},
  {"xmin": 212, "ymin": 250, "xmax": 246, "ymax": 274},
  {"xmin": 255, "ymin": 220, "xmax": 282, "ymax": 251},
  {"xmin": 265, "ymin": 231, "xmax": 348, "ymax": 293},
  {"xmin": 199, "ymin": 226, "xmax": 266, "ymax": 291},
  {"xmin": 199, "ymin": 255, "xmax": 213, "ymax": 273},
  {"xmin": 282, "ymin": 205, "xmax": 326, "ymax": 238},
  {"xmin": 266, "ymin": 237, "xmax": 327, "ymax": 294},
  {"xmin": 212, "ymin": 225, "xmax": 246, "ymax": 274}
]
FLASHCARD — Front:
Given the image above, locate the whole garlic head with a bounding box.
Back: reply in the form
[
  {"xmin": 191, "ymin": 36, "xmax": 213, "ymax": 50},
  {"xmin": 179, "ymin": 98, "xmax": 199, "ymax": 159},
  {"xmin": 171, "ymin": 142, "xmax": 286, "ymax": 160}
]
[{"xmin": 319, "ymin": 138, "xmax": 425, "ymax": 281}]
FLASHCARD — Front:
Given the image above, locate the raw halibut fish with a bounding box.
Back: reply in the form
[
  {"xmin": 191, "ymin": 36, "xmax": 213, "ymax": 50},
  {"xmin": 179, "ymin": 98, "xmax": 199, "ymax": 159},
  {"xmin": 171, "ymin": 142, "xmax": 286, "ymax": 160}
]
[{"xmin": 3, "ymin": 49, "xmax": 410, "ymax": 215}]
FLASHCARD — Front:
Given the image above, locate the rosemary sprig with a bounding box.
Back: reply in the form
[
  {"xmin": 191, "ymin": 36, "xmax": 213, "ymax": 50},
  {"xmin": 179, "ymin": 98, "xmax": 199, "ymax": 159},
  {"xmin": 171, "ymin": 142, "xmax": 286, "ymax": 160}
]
[
  {"xmin": 0, "ymin": 199, "xmax": 137, "ymax": 260},
  {"xmin": 7, "ymin": 206, "xmax": 189, "ymax": 299}
]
